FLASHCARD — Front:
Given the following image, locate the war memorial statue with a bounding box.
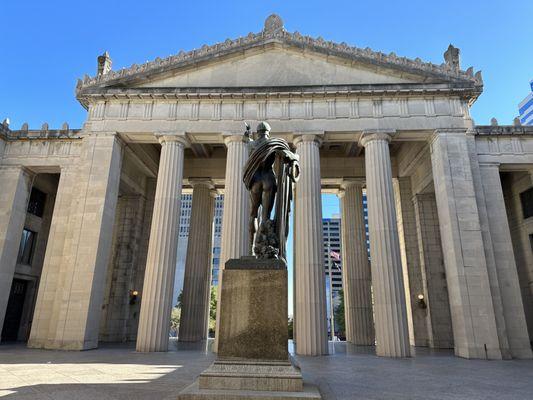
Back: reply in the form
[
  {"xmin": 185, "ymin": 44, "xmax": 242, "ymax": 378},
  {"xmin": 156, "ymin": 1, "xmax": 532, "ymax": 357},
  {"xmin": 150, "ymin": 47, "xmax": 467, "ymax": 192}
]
[
  {"xmin": 178, "ymin": 122, "xmax": 321, "ymax": 399},
  {"xmin": 243, "ymin": 121, "xmax": 300, "ymax": 260}
]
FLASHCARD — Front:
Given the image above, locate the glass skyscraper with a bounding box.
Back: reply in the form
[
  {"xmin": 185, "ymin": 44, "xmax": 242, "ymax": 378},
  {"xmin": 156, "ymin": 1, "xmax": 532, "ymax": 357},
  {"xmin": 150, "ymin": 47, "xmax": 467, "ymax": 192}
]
[{"xmin": 518, "ymin": 80, "xmax": 533, "ymax": 126}]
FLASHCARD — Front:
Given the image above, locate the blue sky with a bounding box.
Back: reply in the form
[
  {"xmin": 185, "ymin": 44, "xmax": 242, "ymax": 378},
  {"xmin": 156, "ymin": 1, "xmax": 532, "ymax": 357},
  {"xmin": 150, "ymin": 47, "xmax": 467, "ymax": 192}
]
[
  {"xmin": 2, "ymin": 1, "xmax": 531, "ymax": 316},
  {"xmin": 1, "ymin": 0, "xmax": 531, "ymax": 128}
]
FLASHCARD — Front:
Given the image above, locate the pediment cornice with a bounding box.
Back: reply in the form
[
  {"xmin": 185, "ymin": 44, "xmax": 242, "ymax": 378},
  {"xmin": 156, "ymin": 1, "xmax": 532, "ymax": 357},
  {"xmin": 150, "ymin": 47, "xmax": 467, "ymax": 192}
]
[{"xmin": 76, "ymin": 15, "xmax": 482, "ymax": 101}]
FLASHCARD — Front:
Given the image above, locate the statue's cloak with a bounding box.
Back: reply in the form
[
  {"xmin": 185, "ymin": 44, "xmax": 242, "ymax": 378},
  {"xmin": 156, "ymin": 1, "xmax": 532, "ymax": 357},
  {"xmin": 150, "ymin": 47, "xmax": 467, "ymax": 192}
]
[
  {"xmin": 243, "ymin": 137, "xmax": 299, "ymax": 260},
  {"xmin": 243, "ymin": 138, "xmax": 298, "ymax": 189}
]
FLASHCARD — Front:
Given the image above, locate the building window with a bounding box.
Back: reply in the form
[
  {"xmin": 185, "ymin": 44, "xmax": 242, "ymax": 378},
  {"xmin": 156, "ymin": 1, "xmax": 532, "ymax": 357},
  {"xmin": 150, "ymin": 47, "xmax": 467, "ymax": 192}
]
[
  {"xmin": 17, "ymin": 229, "xmax": 37, "ymax": 265},
  {"xmin": 27, "ymin": 188, "xmax": 46, "ymax": 218},
  {"xmin": 520, "ymin": 187, "xmax": 533, "ymax": 219}
]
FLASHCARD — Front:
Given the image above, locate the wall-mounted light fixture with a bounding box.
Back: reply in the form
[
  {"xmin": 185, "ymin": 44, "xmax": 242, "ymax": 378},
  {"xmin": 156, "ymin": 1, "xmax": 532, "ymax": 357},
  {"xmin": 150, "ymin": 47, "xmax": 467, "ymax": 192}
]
[
  {"xmin": 129, "ymin": 290, "xmax": 139, "ymax": 305},
  {"xmin": 417, "ymin": 293, "xmax": 427, "ymax": 309}
]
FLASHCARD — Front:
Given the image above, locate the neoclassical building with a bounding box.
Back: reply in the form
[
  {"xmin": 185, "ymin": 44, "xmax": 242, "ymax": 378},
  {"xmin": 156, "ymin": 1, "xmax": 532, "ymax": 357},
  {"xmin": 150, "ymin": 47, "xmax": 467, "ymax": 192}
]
[{"xmin": 1, "ymin": 15, "xmax": 532, "ymax": 359}]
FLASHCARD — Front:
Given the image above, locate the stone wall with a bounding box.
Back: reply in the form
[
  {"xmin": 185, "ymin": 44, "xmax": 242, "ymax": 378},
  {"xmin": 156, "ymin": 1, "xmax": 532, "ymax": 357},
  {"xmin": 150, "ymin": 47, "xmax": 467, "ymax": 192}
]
[
  {"xmin": 99, "ymin": 194, "xmax": 147, "ymax": 342},
  {"xmin": 393, "ymin": 177, "xmax": 426, "ymax": 347},
  {"xmin": 14, "ymin": 174, "xmax": 58, "ymax": 341},
  {"xmin": 413, "ymin": 193, "xmax": 454, "ymax": 349},
  {"xmin": 502, "ymin": 171, "xmax": 533, "ymax": 344}
]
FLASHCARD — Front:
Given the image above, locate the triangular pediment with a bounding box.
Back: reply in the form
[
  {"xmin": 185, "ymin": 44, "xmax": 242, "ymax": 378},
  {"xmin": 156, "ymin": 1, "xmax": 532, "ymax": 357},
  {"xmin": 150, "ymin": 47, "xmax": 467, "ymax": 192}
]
[
  {"xmin": 76, "ymin": 14, "xmax": 482, "ymax": 99},
  {"xmin": 131, "ymin": 47, "xmax": 424, "ymax": 88}
]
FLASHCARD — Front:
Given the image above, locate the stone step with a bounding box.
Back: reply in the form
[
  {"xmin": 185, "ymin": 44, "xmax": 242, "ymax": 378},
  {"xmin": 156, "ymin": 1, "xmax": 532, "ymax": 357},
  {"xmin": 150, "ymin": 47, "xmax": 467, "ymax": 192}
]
[{"xmin": 178, "ymin": 380, "xmax": 322, "ymax": 400}]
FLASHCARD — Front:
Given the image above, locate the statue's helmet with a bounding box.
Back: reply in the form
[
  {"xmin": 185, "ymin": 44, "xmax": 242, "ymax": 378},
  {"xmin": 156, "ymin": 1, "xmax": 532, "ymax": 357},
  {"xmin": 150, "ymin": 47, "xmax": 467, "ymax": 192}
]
[{"xmin": 256, "ymin": 121, "xmax": 271, "ymax": 134}]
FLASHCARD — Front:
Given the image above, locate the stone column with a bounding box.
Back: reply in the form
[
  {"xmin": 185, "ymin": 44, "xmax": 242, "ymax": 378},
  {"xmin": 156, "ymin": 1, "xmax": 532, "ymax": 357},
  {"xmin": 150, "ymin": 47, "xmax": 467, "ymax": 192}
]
[
  {"xmin": 136, "ymin": 134, "xmax": 187, "ymax": 352},
  {"xmin": 214, "ymin": 134, "xmax": 249, "ymax": 351},
  {"xmin": 338, "ymin": 181, "xmax": 374, "ymax": 345},
  {"xmin": 360, "ymin": 131, "xmax": 411, "ymax": 357},
  {"xmin": 294, "ymin": 134, "xmax": 328, "ymax": 356},
  {"xmin": 0, "ymin": 166, "xmax": 33, "ymax": 338},
  {"xmin": 179, "ymin": 179, "xmax": 216, "ymax": 342},
  {"xmin": 479, "ymin": 163, "xmax": 532, "ymax": 359},
  {"xmin": 430, "ymin": 130, "xmax": 501, "ymax": 359}
]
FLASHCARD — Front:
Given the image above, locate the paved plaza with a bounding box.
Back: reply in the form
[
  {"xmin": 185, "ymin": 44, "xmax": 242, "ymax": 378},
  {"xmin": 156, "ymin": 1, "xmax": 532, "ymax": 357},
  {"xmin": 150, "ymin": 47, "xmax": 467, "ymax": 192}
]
[{"xmin": 0, "ymin": 340, "xmax": 532, "ymax": 399}]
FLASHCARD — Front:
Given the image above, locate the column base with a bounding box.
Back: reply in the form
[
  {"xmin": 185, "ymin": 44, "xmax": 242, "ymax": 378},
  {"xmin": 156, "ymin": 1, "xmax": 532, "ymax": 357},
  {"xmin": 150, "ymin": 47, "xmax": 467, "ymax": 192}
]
[
  {"xmin": 454, "ymin": 345, "xmax": 503, "ymax": 360},
  {"xmin": 27, "ymin": 338, "xmax": 97, "ymax": 351},
  {"xmin": 178, "ymin": 381, "xmax": 321, "ymax": 400}
]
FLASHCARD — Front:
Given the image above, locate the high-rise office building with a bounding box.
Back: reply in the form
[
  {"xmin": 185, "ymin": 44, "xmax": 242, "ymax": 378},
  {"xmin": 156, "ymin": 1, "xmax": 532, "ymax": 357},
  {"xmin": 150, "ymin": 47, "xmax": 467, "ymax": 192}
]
[{"xmin": 518, "ymin": 80, "xmax": 533, "ymax": 126}]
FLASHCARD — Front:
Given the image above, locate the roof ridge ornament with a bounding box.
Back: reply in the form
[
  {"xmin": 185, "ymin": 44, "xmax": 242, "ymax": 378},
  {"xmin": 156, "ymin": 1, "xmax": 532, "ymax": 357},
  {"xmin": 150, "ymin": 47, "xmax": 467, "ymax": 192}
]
[
  {"xmin": 444, "ymin": 44, "xmax": 460, "ymax": 72},
  {"xmin": 97, "ymin": 51, "xmax": 112, "ymax": 77},
  {"xmin": 263, "ymin": 14, "xmax": 284, "ymax": 34}
]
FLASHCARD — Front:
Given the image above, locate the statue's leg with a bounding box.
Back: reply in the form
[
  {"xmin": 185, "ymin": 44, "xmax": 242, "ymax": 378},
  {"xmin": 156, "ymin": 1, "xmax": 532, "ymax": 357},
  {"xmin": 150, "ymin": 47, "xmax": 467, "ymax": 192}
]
[
  {"xmin": 261, "ymin": 172, "xmax": 277, "ymax": 223},
  {"xmin": 249, "ymin": 184, "xmax": 262, "ymax": 254}
]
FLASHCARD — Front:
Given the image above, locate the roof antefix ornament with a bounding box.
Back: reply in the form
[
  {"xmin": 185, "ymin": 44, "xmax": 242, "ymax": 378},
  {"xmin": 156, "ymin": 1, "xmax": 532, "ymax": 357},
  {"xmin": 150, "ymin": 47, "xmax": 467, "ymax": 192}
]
[{"xmin": 76, "ymin": 14, "xmax": 483, "ymax": 95}]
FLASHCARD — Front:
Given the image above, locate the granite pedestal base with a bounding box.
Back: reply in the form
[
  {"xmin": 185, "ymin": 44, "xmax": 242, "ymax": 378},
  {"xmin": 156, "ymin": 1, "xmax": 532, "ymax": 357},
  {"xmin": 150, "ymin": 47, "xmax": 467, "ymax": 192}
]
[
  {"xmin": 178, "ymin": 381, "xmax": 322, "ymax": 400},
  {"xmin": 177, "ymin": 257, "xmax": 322, "ymax": 399}
]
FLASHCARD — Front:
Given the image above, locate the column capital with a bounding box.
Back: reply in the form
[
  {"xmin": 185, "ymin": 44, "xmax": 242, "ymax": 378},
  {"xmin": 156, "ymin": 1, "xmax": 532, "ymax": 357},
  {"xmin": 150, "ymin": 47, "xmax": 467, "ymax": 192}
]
[
  {"xmin": 293, "ymin": 133, "xmax": 323, "ymax": 146},
  {"xmin": 188, "ymin": 178, "xmax": 216, "ymax": 190},
  {"xmin": 155, "ymin": 132, "xmax": 190, "ymax": 147},
  {"xmin": 222, "ymin": 133, "xmax": 248, "ymax": 146},
  {"xmin": 340, "ymin": 178, "xmax": 365, "ymax": 190},
  {"xmin": 359, "ymin": 130, "xmax": 396, "ymax": 147}
]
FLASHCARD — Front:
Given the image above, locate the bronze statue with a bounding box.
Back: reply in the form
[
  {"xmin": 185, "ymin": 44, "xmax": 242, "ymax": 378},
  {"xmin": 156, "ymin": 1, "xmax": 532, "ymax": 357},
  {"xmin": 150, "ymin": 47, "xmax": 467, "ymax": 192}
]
[{"xmin": 243, "ymin": 122, "xmax": 300, "ymax": 260}]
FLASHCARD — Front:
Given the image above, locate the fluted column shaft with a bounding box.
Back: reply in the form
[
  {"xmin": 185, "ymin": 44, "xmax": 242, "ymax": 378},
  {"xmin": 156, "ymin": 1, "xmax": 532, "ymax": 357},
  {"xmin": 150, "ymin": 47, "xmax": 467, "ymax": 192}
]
[
  {"xmin": 294, "ymin": 134, "xmax": 328, "ymax": 356},
  {"xmin": 179, "ymin": 180, "xmax": 216, "ymax": 342},
  {"xmin": 214, "ymin": 135, "xmax": 249, "ymax": 351},
  {"xmin": 136, "ymin": 135, "xmax": 186, "ymax": 352},
  {"xmin": 361, "ymin": 132, "xmax": 411, "ymax": 357},
  {"xmin": 339, "ymin": 181, "xmax": 375, "ymax": 345}
]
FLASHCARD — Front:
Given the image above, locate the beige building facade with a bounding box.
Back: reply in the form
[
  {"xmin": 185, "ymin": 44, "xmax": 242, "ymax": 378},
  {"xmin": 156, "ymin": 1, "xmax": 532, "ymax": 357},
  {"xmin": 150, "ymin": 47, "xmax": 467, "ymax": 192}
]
[{"xmin": 1, "ymin": 15, "xmax": 532, "ymax": 359}]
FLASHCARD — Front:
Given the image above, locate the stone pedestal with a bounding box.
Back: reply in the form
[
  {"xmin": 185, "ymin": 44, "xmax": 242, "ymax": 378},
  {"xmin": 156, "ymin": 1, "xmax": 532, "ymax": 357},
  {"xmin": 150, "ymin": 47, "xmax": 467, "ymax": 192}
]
[
  {"xmin": 178, "ymin": 257, "xmax": 321, "ymax": 399},
  {"xmin": 217, "ymin": 258, "xmax": 287, "ymax": 360}
]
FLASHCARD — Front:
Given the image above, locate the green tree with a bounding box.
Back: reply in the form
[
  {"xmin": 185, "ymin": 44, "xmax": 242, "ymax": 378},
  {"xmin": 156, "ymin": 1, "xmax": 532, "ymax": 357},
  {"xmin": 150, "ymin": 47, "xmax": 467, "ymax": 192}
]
[
  {"xmin": 170, "ymin": 290, "xmax": 183, "ymax": 337},
  {"xmin": 288, "ymin": 317, "xmax": 294, "ymax": 339},
  {"xmin": 208, "ymin": 286, "xmax": 217, "ymax": 337},
  {"xmin": 334, "ymin": 289, "xmax": 346, "ymax": 339}
]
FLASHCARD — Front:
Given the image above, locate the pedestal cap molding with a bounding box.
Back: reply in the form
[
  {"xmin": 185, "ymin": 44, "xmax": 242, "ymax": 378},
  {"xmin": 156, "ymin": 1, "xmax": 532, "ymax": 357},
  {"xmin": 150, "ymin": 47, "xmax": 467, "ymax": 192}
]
[
  {"xmin": 478, "ymin": 161, "xmax": 501, "ymax": 168},
  {"xmin": 222, "ymin": 132, "xmax": 248, "ymax": 146}
]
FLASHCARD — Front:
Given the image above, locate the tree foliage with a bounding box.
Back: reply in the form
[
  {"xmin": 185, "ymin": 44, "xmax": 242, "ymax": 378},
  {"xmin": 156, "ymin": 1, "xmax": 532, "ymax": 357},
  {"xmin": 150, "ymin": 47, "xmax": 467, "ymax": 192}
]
[
  {"xmin": 334, "ymin": 289, "xmax": 346, "ymax": 339},
  {"xmin": 209, "ymin": 285, "xmax": 217, "ymax": 337},
  {"xmin": 170, "ymin": 290, "xmax": 183, "ymax": 337}
]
